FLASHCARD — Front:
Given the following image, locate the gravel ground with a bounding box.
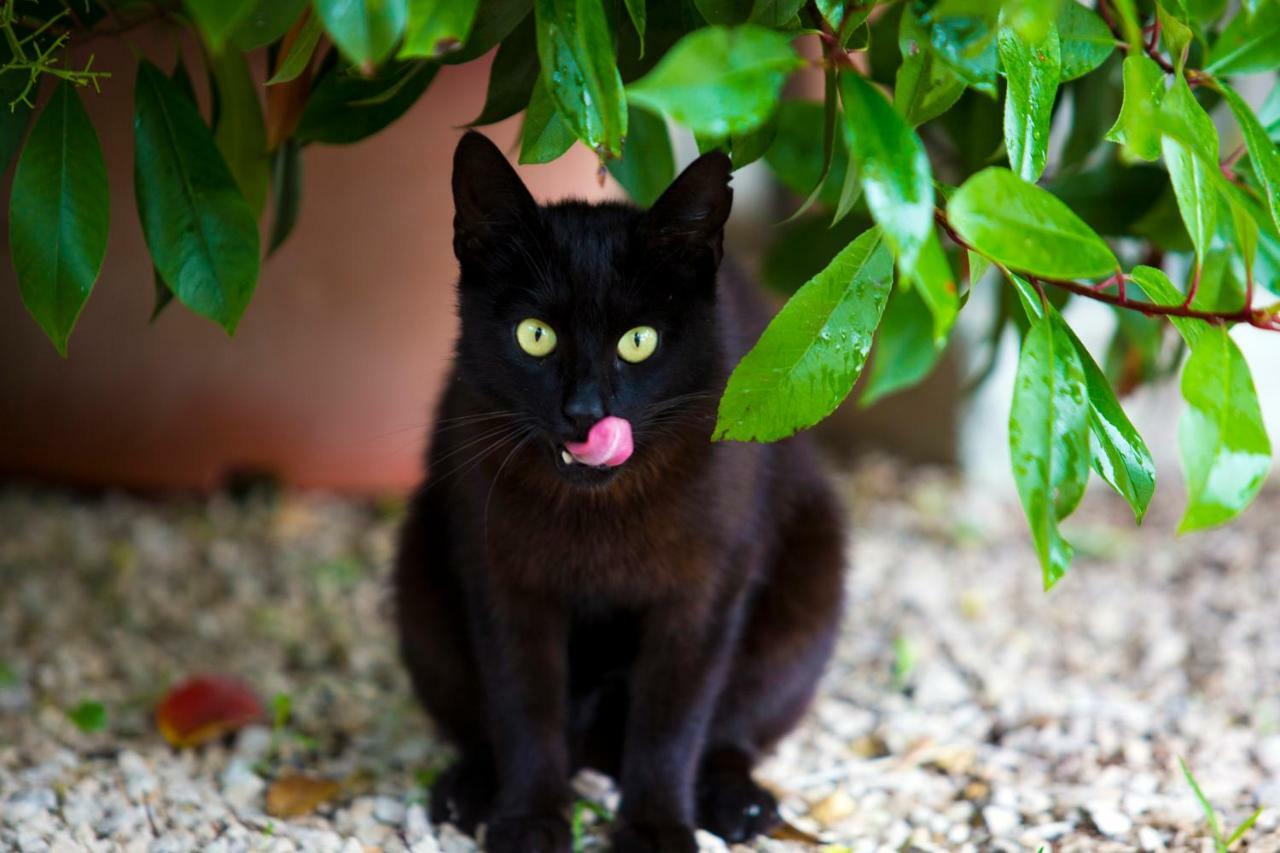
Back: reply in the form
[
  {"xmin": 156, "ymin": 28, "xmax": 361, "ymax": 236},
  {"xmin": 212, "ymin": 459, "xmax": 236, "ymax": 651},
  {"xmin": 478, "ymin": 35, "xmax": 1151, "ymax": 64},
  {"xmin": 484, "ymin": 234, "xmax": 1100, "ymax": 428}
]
[{"xmin": 2, "ymin": 458, "xmax": 1280, "ymax": 852}]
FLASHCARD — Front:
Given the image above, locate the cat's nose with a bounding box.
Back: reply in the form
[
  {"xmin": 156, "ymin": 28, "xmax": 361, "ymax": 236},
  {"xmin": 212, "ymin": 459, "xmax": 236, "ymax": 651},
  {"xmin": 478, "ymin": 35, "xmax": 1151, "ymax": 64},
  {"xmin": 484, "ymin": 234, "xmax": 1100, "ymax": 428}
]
[{"xmin": 563, "ymin": 390, "xmax": 606, "ymax": 438}]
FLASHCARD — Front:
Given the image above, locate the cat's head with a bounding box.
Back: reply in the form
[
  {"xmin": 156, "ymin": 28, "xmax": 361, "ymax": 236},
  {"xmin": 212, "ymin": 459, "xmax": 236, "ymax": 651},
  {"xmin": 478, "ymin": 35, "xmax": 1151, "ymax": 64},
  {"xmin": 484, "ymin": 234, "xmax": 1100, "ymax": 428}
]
[{"xmin": 449, "ymin": 131, "xmax": 733, "ymax": 486}]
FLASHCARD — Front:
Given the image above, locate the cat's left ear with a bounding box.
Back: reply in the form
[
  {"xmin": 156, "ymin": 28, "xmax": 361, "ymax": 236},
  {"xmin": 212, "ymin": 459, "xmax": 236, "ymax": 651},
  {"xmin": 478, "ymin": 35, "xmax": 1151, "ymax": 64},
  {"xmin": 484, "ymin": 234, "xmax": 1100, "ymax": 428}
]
[{"xmin": 640, "ymin": 151, "xmax": 733, "ymax": 267}]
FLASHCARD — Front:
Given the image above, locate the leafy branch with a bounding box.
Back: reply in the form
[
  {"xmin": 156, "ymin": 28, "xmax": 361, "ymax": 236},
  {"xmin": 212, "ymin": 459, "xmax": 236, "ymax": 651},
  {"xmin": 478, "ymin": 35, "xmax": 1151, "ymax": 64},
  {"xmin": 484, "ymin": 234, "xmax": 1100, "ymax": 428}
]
[
  {"xmin": 934, "ymin": 209, "xmax": 1280, "ymax": 332},
  {"xmin": 0, "ymin": 2, "xmax": 110, "ymax": 110}
]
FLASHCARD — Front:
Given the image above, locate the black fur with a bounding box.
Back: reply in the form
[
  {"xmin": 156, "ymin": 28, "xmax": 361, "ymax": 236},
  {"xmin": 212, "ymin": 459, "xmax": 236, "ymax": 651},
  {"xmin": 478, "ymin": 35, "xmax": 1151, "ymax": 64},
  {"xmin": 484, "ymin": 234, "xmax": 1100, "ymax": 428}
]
[{"xmin": 394, "ymin": 131, "xmax": 847, "ymax": 852}]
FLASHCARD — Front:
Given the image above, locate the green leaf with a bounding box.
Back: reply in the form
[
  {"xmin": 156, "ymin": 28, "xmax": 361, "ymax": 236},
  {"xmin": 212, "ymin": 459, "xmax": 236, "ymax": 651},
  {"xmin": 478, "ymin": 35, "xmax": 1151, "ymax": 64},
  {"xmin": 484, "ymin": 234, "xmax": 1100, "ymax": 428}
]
[
  {"xmin": 211, "ymin": 50, "xmax": 269, "ymax": 217},
  {"xmin": 67, "ymin": 700, "xmax": 107, "ymax": 733},
  {"xmin": 714, "ymin": 228, "xmax": 894, "ymax": 442},
  {"xmin": 860, "ymin": 285, "xmax": 945, "ymax": 407},
  {"xmin": 468, "ymin": 15, "xmax": 538, "ymax": 125},
  {"xmin": 296, "ymin": 60, "xmax": 438, "ymax": 144},
  {"xmin": 839, "ymin": 73, "xmax": 934, "ymax": 274},
  {"xmin": 916, "ymin": 9, "xmax": 999, "ymax": 97},
  {"xmin": 520, "ymin": 73, "xmax": 576, "ymax": 163},
  {"xmin": 748, "ymin": 0, "xmax": 805, "ymax": 27},
  {"xmin": 534, "ymin": 0, "xmax": 627, "ymax": 157},
  {"xmin": 998, "ymin": 20, "xmax": 1060, "ymax": 182},
  {"xmin": 949, "ymin": 167, "xmax": 1119, "ymax": 278},
  {"xmin": 1106, "ymin": 53, "xmax": 1165, "ymax": 161},
  {"xmin": 400, "ymin": 0, "xmax": 480, "ymax": 58},
  {"xmin": 896, "ymin": 11, "xmax": 966, "ymax": 127},
  {"xmin": 8, "ymin": 80, "xmax": 109, "ymax": 356},
  {"xmin": 695, "ymin": 0, "xmax": 751, "ymax": 25},
  {"xmin": 268, "ymin": 8, "xmax": 325, "ymax": 84},
  {"xmin": 232, "ymin": 0, "xmax": 309, "ymax": 49},
  {"xmin": 911, "ymin": 228, "xmax": 958, "ymax": 343},
  {"xmin": 1002, "ymin": 0, "xmax": 1061, "ymax": 44},
  {"xmin": 1159, "ymin": 79, "xmax": 1219, "ymax": 268},
  {"xmin": 1179, "ymin": 757, "xmax": 1224, "ymax": 843},
  {"xmin": 1156, "ymin": 2, "xmax": 1192, "ymax": 71},
  {"xmin": 627, "ymin": 25, "xmax": 800, "ymax": 137},
  {"xmin": 1226, "ymin": 808, "xmax": 1265, "ymax": 847},
  {"xmin": 1008, "ymin": 307, "xmax": 1090, "ymax": 589},
  {"xmin": 315, "ymin": 0, "xmax": 409, "ymax": 71},
  {"xmin": 1056, "ymin": 1, "xmax": 1113, "ymax": 81},
  {"xmin": 1127, "ymin": 264, "xmax": 1207, "ymax": 345},
  {"xmin": 1206, "ymin": 3, "xmax": 1280, "ymax": 76},
  {"xmin": 607, "ymin": 106, "xmax": 673, "ymax": 206},
  {"xmin": 1178, "ymin": 325, "xmax": 1272, "ymax": 532},
  {"xmin": 445, "ymin": 0, "xmax": 532, "ymax": 64},
  {"xmin": 623, "ymin": 0, "xmax": 646, "ymax": 52},
  {"xmin": 696, "ymin": 116, "xmax": 778, "ymax": 170},
  {"xmin": 1218, "ymin": 83, "xmax": 1280, "ymax": 236},
  {"xmin": 133, "ymin": 61, "xmax": 260, "ymax": 334},
  {"xmin": 269, "ymin": 139, "xmax": 303, "ymax": 253},
  {"xmin": 183, "ymin": 0, "xmax": 256, "ymax": 51},
  {"xmin": 1015, "ymin": 290, "xmax": 1160, "ymax": 523}
]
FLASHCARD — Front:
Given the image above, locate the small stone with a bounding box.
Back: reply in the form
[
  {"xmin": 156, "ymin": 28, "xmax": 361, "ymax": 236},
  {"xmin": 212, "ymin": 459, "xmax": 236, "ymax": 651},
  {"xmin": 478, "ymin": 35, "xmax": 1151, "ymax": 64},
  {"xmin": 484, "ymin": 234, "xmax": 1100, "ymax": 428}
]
[
  {"xmin": 234, "ymin": 726, "xmax": 274, "ymax": 763},
  {"xmin": 1138, "ymin": 825, "xmax": 1166, "ymax": 851},
  {"xmin": 1086, "ymin": 804, "xmax": 1133, "ymax": 839},
  {"xmin": 220, "ymin": 758, "xmax": 265, "ymax": 811},
  {"xmin": 372, "ymin": 795, "xmax": 406, "ymax": 826},
  {"xmin": 808, "ymin": 787, "xmax": 857, "ymax": 827},
  {"xmin": 3, "ymin": 788, "xmax": 56, "ymax": 826},
  {"xmin": 982, "ymin": 805, "xmax": 1020, "ymax": 838},
  {"xmin": 405, "ymin": 804, "xmax": 431, "ymax": 842}
]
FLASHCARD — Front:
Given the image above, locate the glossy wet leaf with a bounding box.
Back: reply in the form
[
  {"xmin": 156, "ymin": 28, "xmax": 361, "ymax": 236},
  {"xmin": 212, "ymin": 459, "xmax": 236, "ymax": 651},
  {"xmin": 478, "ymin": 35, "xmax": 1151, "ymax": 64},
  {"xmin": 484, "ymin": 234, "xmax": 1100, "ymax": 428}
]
[
  {"xmin": 896, "ymin": 11, "xmax": 966, "ymax": 127},
  {"xmin": 1218, "ymin": 83, "xmax": 1280, "ymax": 235},
  {"xmin": 9, "ymin": 80, "xmax": 109, "ymax": 355},
  {"xmin": 623, "ymin": 0, "xmax": 646, "ymax": 50},
  {"xmin": 607, "ymin": 106, "xmax": 673, "ymax": 206},
  {"xmin": 1178, "ymin": 325, "xmax": 1272, "ymax": 532},
  {"xmin": 1127, "ymin": 264, "xmax": 1207, "ymax": 345},
  {"xmin": 1159, "ymin": 79, "xmax": 1218, "ymax": 267},
  {"xmin": 1008, "ymin": 308, "xmax": 1090, "ymax": 589},
  {"xmin": 183, "ymin": 0, "xmax": 256, "ymax": 51},
  {"xmin": 998, "ymin": 20, "xmax": 1060, "ymax": 182},
  {"xmin": 918, "ymin": 10, "xmax": 999, "ymax": 96},
  {"xmin": 839, "ymin": 73, "xmax": 934, "ymax": 274},
  {"xmin": 520, "ymin": 74, "xmax": 576, "ymax": 163},
  {"xmin": 133, "ymin": 61, "xmax": 260, "ymax": 334},
  {"xmin": 155, "ymin": 674, "xmax": 264, "ymax": 748},
  {"xmin": 1206, "ymin": 3, "xmax": 1280, "ymax": 75},
  {"xmin": 860, "ymin": 285, "xmax": 945, "ymax": 407},
  {"xmin": 627, "ymin": 25, "xmax": 800, "ymax": 137},
  {"xmin": 1018, "ymin": 284, "xmax": 1156, "ymax": 523},
  {"xmin": 911, "ymin": 228, "xmax": 958, "ymax": 343},
  {"xmin": 468, "ymin": 16, "xmax": 538, "ymax": 125},
  {"xmin": 1056, "ymin": 2, "xmax": 1112, "ymax": 81},
  {"xmin": 1106, "ymin": 53, "xmax": 1165, "ymax": 161},
  {"xmin": 315, "ymin": 0, "xmax": 409, "ymax": 70},
  {"xmin": 400, "ymin": 0, "xmax": 480, "ymax": 59},
  {"xmin": 232, "ymin": 0, "xmax": 309, "ymax": 49},
  {"xmin": 715, "ymin": 228, "xmax": 894, "ymax": 442},
  {"xmin": 268, "ymin": 10, "xmax": 324, "ymax": 84},
  {"xmin": 296, "ymin": 60, "xmax": 438, "ymax": 144},
  {"xmin": 534, "ymin": 0, "xmax": 627, "ymax": 157},
  {"xmin": 694, "ymin": 0, "xmax": 752, "ymax": 25},
  {"xmin": 211, "ymin": 50, "xmax": 269, "ymax": 216},
  {"xmin": 949, "ymin": 167, "xmax": 1118, "ymax": 278}
]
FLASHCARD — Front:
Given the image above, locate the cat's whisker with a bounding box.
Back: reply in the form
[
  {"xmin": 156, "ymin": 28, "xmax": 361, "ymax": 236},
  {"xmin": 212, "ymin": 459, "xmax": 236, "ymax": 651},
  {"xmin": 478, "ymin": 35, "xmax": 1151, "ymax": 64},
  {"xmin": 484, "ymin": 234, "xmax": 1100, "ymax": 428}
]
[{"xmin": 483, "ymin": 427, "xmax": 537, "ymax": 542}]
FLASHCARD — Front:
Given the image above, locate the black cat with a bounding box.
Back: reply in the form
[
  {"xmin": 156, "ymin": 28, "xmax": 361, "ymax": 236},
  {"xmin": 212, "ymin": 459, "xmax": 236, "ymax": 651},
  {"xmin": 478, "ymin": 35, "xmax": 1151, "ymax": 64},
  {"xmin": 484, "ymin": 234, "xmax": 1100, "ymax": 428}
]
[{"xmin": 393, "ymin": 131, "xmax": 846, "ymax": 853}]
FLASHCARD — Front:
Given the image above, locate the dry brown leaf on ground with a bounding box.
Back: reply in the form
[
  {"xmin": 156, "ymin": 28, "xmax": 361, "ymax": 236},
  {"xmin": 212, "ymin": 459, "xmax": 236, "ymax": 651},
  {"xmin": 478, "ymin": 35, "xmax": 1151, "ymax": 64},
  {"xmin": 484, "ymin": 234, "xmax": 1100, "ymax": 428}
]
[{"xmin": 266, "ymin": 774, "xmax": 343, "ymax": 818}]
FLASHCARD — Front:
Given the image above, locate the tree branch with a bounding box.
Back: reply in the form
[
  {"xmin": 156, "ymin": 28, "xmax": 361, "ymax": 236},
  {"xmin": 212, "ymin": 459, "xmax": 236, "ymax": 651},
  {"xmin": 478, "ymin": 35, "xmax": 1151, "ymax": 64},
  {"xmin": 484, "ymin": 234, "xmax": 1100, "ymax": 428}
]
[{"xmin": 934, "ymin": 209, "xmax": 1280, "ymax": 332}]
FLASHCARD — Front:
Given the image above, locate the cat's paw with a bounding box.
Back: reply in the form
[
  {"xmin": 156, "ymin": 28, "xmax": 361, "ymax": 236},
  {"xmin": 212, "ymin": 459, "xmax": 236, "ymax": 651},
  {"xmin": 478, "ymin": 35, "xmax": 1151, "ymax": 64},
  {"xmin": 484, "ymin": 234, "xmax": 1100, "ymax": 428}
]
[
  {"xmin": 484, "ymin": 815, "xmax": 571, "ymax": 853},
  {"xmin": 697, "ymin": 773, "xmax": 780, "ymax": 843},
  {"xmin": 609, "ymin": 821, "xmax": 699, "ymax": 853},
  {"xmin": 429, "ymin": 758, "xmax": 495, "ymax": 834}
]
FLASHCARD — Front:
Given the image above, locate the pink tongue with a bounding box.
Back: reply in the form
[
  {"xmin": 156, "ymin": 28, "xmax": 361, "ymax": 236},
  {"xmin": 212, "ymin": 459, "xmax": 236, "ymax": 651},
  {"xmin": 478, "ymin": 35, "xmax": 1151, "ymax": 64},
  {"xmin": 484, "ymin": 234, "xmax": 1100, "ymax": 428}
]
[{"xmin": 565, "ymin": 416, "xmax": 633, "ymax": 467}]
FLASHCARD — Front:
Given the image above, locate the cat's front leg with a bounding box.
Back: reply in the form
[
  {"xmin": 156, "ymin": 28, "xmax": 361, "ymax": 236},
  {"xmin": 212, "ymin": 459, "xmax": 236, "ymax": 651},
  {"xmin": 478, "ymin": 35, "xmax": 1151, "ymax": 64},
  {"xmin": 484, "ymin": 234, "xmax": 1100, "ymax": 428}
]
[
  {"xmin": 611, "ymin": 592, "xmax": 742, "ymax": 853},
  {"xmin": 471, "ymin": 584, "xmax": 573, "ymax": 853}
]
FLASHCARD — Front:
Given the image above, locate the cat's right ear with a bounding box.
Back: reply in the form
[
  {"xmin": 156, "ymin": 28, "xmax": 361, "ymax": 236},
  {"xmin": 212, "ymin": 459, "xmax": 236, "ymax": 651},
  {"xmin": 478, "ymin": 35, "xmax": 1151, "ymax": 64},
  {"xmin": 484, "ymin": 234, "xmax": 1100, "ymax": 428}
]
[{"xmin": 452, "ymin": 131, "xmax": 539, "ymax": 259}]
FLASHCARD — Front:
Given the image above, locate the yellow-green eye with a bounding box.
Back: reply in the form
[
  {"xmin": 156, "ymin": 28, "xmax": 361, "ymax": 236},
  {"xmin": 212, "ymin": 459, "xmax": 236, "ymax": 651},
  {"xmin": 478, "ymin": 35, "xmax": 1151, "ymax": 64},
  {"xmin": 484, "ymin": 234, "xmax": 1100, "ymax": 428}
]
[
  {"xmin": 516, "ymin": 319, "xmax": 557, "ymax": 357},
  {"xmin": 618, "ymin": 326, "xmax": 658, "ymax": 363}
]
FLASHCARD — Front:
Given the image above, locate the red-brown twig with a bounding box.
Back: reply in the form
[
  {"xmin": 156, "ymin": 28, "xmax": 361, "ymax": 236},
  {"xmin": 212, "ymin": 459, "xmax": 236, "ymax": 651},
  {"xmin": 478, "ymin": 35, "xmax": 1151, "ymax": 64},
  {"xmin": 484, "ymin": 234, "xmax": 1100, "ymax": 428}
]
[{"xmin": 935, "ymin": 209, "xmax": 1280, "ymax": 332}]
